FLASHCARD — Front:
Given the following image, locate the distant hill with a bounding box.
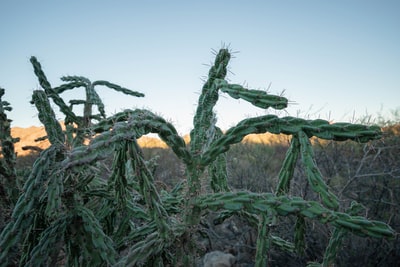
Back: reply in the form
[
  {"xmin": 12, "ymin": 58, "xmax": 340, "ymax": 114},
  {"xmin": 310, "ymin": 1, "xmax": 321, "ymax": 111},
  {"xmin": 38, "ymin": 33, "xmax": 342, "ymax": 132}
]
[
  {"xmin": 11, "ymin": 126, "xmax": 51, "ymax": 156},
  {"xmin": 10, "ymin": 125, "xmax": 292, "ymax": 156},
  {"xmin": 10, "ymin": 125, "xmax": 170, "ymax": 156},
  {"xmin": 10, "ymin": 123, "xmax": 400, "ymax": 157}
]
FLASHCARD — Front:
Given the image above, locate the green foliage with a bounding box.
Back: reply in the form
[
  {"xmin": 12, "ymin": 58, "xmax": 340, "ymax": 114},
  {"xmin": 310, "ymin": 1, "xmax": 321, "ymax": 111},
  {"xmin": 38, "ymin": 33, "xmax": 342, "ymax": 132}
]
[{"xmin": 0, "ymin": 49, "xmax": 396, "ymax": 266}]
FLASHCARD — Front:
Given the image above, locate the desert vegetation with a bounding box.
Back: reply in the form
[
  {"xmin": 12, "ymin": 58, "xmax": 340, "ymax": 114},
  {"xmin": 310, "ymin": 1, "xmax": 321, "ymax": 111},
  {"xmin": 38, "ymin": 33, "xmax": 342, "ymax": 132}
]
[{"xmin": 0, "ymin": 48, "xmax": 398, "ymax": 266}]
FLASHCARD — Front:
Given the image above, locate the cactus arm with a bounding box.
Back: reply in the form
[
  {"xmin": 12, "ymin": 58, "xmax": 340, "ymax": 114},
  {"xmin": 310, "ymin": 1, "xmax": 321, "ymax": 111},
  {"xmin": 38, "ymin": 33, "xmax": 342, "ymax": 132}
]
[
  {"xmin": 53, "ymin": 81, "xmax": 86, "ymax": 94},
  {"xmin": 127, "ymin": 139, "xmax": 170, "ymax": 235},
  {"xmin": 62, "ymin": 109, "xmax": 190, "ymax": 172},
  {"xmin": 298, "ymin": 130, "xmax": 339, "ymax": 210},
  {"xmin": 194, "ymin": 191, "xmax": 395, "ymax": 239},
  {"xmin": 85, "ymin": 82, "xmax": 104, "ymax": 123},
  {"xmin": 44, "ymin": 169, "xmax": 64, "ymax": 218},
  {"xmin": 30, "ymin": 90, "xmax": 65, "ymax": 146},
  {"xmin": 208, "ymin": 127, "xmax": 230, "ymax": 192},
  {"xmin": 215, "ymin": 79, "xmax": 288, "ymax": 110},
  {"xmin": 30, "ymin": 56, "xmax": 52, "ymax": 90},
  {"xmin": 202, "ymin": 115, "xmax": 381, "ymax": 167},
  {"xmin": 190, "ymin": 48, "xmax": 230, "ymax": 156},
  {"xmin": 129, "ymin": 110, "xmax": 191, "ymax": 163},
  {"xmin": 118, "ymin": 140, "xmax": 186, "ymax": 265},
  {"xmin": 25, "ymin": 215, "xmax": 69, "ymax": 266},
  {"xmin": 61, "ymin": 76, "xmax": 105, "ymax": 126},
  {"xmin": 185, "ymin": 48, "xmax": 230, "ymax": 228},
  {"xmin": 321, "ymin": 201, "xmax": 365, "ymax": 266},
  {"xmin": 95, "ymin": 109, "xmax": 191, "ymax": 163},
  {"xmin": 92, "ymin": 80, "xmax": 145, "ymax": 97},
  {"xmin": 121, "ymin": 218, "xmax": 186, "ymax": 267},
  {"xmin": 108, "ymin": 140, "xmax": 130, "ymax": 208},
  {"xmin": 30, "ymin": 57, "xmax": 78, "ymax": 124},
  {"xmin": 275, "ymin": 135, "xmax": 300, "ymax": 195},
  {"xmin": 0, "ymin": 88, "xmax": 18, "ymax": 202},
  {"xmin": 0, "ymin": 146, "xmax": 60, "ymax": 264},
  {"xmin": 254, "ymin": 214, "xmax": 272, "ymax": 267},
  {"xmin": 58, "ymin": 77, "xmax": 144, "ymax": 122},
  {"xmin": 209, "ymin": 151, "xmax": 230, "ymax": 192},
  {"xmin": 122, "ymin": 232, "xmax": 165, "ymax": 266},
  {"xmin": 73, "ymin": 205, "xmax": 117, "ymax": 265},
  {"xmin": 294, "ymin": 215, "xmax": 306, "ymax": 254},
  {"xmin": 90, "ymin": 109, "xmax": 134, "ymax": 132}
]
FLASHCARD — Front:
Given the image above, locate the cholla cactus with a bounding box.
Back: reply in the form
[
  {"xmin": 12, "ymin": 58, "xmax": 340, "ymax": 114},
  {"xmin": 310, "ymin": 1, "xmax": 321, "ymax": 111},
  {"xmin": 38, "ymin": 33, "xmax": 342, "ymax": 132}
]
[
  {"xmin": 30, "ymin": 56, "xmax": 144, "ymax": 147},
  {"xmin": 0, "ymin": 49, "xmax": 395, "ymax": 266},
  {"xmin": 0, "ymin": 59, "xmax": 145, "ymax": 266},
  {"xmin": 0, "ymin": 88, "xmax": 19, "ymax": 204}
]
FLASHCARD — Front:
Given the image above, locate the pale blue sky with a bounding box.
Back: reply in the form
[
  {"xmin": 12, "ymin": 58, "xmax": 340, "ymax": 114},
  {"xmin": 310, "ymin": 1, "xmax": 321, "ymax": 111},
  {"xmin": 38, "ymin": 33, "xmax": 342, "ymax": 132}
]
[{"xmin": 1, "ymin": 0, "xmax": 399, "ymax": 134}]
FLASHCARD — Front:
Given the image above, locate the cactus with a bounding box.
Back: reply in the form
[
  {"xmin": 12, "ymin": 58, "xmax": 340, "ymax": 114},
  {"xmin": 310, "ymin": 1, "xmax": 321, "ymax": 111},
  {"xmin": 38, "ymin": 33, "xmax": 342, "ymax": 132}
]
[
  {"xmin": 0, "ymin": 88, "xmax": 19, "ymax": 238},
  {"xmin": 0, "ymin": 60, "xmax": 144, "ymax": 266},
  {"xmin": 0, "ymin": 88, "xmax": 19, "ymax": 205},
  {"xmin": 0, "ymin": 49, "xmax": 396, "ymax": 266},
  {"xmin": 30, "ymin": 57, "xmax": 144, "ymax": 147}
]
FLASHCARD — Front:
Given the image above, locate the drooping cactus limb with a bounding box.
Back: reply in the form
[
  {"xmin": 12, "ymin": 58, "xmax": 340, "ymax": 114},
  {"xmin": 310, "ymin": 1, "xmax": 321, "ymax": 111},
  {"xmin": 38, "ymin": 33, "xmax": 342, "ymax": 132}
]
[
  {"xmin": 202, "ymin": 115, "xmax": 381, "ymax": 167},
  {"xmin": 255, "ymin": 213, "xmax": 273, "ymax": 267},
  {"xmin": 194, "ymin": 191, "xmax": 395, "ymax": 239},
  {"xmin": 62, "ymin": 109, "xmax": 191, "ymax": 170},
  {"xmin": 215, "ymin": 79, "xmax": 288, "ymax": 110},
  {"xmin": 276, "ymin": 135, "xmax": 300, "ymax": 195},
  {"xmin": 298, "ymin": 130, "xmax": 339, "ymax": 210},
  {"xmin": 294, "ymin": 215, "xmax": 306, "ymax": 254},
  {"xmin": 209, "ymin": 127, "xmax": 230, "ymax": 192},
  {"xmin": 321, "ymin": 201, "xmax": 365, "ymax": 266},
  {"xmin": 126, "ymin": 137, "xmax": 171, "ymax": 238}
]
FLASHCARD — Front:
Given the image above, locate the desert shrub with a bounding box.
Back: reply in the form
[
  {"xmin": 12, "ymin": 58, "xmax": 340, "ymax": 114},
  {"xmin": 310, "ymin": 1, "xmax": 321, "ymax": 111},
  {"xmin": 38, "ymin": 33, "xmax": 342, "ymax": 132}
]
[
  {"xmin": 227, "ymin": 142, "xmax": 288, "ymax": 192},
  {"xmin": 142, "ymin": 147, "xmax": 186, "ymax": 188},
  {"xmin": 313, "ymin": 126, "xmax": 400, "ymax": 266}
]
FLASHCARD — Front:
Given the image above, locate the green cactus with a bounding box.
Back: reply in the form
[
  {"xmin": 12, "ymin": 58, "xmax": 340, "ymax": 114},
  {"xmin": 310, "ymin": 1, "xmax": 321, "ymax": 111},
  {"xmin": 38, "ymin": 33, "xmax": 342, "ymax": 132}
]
[
  {"xmin": 0, "ymin": 49, "xmax": 395, "ymax": 266},
  {"xmin": 0, "ymin": 88, "xmax": 19, "ymax": 205},
  {"xmin": 56, "ymin": 76, "xmax": 144, "ymax": 128},
  {"xmin": 0, "ymin": 59, "xmax": 145, "ymax": 266},
  {"xmin": 30, "ymin": 57, "xmax": 144, "ymax": 147}
]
